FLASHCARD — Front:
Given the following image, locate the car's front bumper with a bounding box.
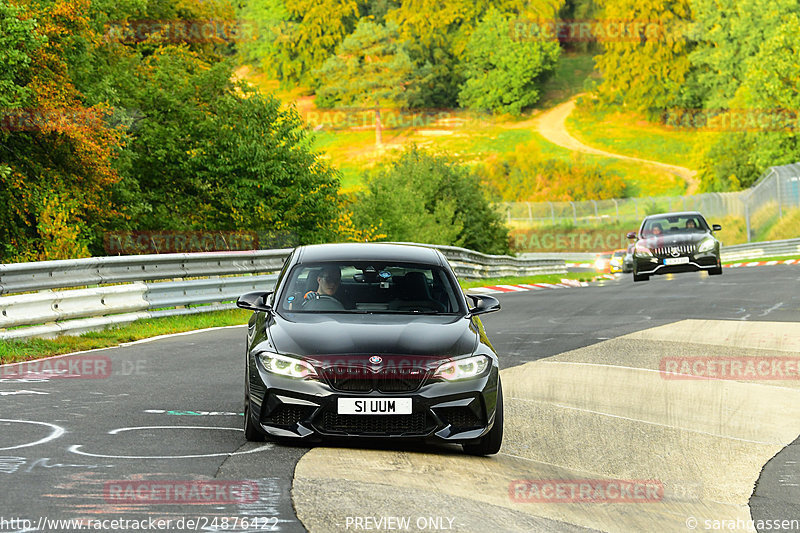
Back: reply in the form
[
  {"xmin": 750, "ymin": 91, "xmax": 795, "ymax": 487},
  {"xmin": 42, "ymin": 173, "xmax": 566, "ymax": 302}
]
[
  {"xmin": 248, "ymin": 364, "xmax": 500, "ymax": 444},
  {"xmin": 633, "ymin": 252, "xmax": 720, "ymax": 275}
]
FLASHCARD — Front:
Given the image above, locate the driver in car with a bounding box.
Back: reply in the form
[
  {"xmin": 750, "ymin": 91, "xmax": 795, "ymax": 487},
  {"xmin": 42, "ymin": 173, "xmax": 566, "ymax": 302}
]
[{"xmin": 305, "ymin": 265, "xmax": 341, "ymax": 302}]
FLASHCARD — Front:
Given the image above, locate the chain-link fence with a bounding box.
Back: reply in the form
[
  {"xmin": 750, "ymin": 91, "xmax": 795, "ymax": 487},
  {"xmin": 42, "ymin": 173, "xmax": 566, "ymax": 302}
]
[{"xmin": 500, "ymin": 163, "xmax": 800, "ymax": 243}]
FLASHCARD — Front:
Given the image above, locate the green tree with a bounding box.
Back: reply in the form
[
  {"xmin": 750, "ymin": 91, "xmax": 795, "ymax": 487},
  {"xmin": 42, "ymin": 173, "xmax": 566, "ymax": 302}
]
[
  {"xmin": 692, "ymin": 1, "xmax": 800, "ymax": 190},
  {"xmin": 238, "ymin": 0, "xmax": 364, "ymax": 85},
  {"xmin": 0, "ymin": 0, "xmax": 126, "ymax": 261},
  {"xmin": 352, "ymin": 147, "xmax": 510, "ymax": 254},
  {"xmin": 592, "ymin": 0, "xmax": 693, "ymax": 115},
  {"xmin": 315, "ymin": 20, "xmax": 431, "ymax": 145},
  {"xmin": 0, "ymin": 1, "xmax": 43, "ymax": 109},
  {"xmin": 458, "ymin": 10, "xmax": 560, "ymax": 115},
  {"xmin": 113, "ymin": 49, "xmax": 341, "ymax": 243}
]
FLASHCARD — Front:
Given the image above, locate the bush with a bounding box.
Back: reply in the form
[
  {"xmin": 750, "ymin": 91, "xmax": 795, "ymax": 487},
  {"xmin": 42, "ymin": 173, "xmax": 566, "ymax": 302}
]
[
  {"xmin": 351, "ymin": 147, "xmax": 510, "ymax": 254},
  {"xmin": 480, "ymin": 142, "xmax": 627, "ymax": 202}
]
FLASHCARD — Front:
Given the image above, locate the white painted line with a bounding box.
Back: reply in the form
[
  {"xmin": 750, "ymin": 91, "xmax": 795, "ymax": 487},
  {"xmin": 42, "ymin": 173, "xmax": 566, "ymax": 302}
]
[
  {"xmin": 0, "ymin": 324, "xmax": 248, "ymax": 368},
  {"xmin": 69, "ymin": 426, "xmax": 273, "ymax": 459},
  {"xmin": 0, "ymin": 419, "xmax": 65, "ymax": 451},
  {"xmin": 746, "ymin": 262, "xmax": 761, "ymax": 267},
  {"xmin": 516, "ymin": 284, "xmax": 543, "ymax": 290},
  {"xmin": 766, "ymin": 261, "xmax": 778, "ymax": 266},
  {"xmin": 119, "ymin": 324, "xmax": 247, "ymax": 347}
]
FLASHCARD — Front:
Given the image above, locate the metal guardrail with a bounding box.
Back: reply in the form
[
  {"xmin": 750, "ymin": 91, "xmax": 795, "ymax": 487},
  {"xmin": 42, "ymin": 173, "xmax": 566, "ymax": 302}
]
[
  {"xmin": 0, "ymin": 244, "xmax": 565, "ymax": 341},
  {"xmin": 0, "ymin": 250, "xmax": 291, "ymax": 295},
  {"xmin": 720, "ymin": 238, "xmax": 800, "ymax": 262},
  {"xmin": 425, "ymin": 244, "xmax": 565, "ymax": 279}
]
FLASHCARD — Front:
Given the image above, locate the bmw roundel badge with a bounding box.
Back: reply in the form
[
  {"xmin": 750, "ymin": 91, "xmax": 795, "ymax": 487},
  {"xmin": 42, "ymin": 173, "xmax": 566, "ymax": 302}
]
[{"xmin": 369, "ymin": 356, "xmax": 382, "ymax": 365}]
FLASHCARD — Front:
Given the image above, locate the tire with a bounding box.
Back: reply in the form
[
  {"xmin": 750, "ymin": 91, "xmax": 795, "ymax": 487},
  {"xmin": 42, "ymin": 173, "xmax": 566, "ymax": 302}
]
[
  {"xmin": 463, "ymin": 380, "xmax": 503, "ymax": 456},
  {"xmin": 633, "ymin": 272, "xmax": 649, "ymax": 282},
  {"xmin": 709, "ymin": 266, "xmax": 723, "ymax": 276},
  {"xmin": 244, "ymin": 371, "xmax": 265, "ymax": 442}
]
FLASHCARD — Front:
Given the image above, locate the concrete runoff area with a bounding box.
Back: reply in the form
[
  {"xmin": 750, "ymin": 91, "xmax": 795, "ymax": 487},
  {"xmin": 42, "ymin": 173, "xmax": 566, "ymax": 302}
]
[{"xmin": 292, "ymin": 320, "xmax": 800, "ymax": 532}]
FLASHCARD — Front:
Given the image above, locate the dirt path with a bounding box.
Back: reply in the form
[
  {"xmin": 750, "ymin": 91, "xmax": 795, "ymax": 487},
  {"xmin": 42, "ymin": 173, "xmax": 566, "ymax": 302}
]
[{"xmin": 536, "ymin": 96, "xmax": 699, "ymax": 194}]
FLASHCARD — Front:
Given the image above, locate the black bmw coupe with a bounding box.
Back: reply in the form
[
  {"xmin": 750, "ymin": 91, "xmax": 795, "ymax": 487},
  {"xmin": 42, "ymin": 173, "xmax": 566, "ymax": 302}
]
[
  {"xmin": 628, "ymin": 211, "xmax": 723, "ymax": 282},
  {"xmin": 236, "ymin": 243, "xmax": 504, "ymax": 455}
]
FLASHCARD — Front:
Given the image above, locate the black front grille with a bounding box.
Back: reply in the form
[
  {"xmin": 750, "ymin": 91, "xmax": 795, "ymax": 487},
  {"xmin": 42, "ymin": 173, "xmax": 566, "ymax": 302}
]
[
  {"xmin": 321, "ymin": 366, "xmax": 427, "ymax": 393},
  {"xmin": 652, "ymin": 244, "xmax": 696, "ymax": 257},
  {"xmin": 438, "ymin": 406, "xmax": 484, "ymax": 432},
  {"xmin": 263, "ymin": 404, "xmax": 314, "ymax": 426},
  {"xmin": 317, "ymin": 411, "xmax": 430, "ymax": 435}
]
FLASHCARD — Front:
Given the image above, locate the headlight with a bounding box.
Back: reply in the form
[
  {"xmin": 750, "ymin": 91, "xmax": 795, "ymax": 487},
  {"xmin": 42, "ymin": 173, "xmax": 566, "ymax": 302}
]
[
  {"xmin": 258, "ymin": 352, "xmax": 318, "ymax": 379},
  {"xmin": 697, "ymin": 238, "xmax": 716, "ymax": 253},
  {"xmin": 635, "ymin": 245, "xmax": 652, "ymax": 256},
  {"xmin": 433, "ymin": 355, "xmax": 490, "ymax": 381}
]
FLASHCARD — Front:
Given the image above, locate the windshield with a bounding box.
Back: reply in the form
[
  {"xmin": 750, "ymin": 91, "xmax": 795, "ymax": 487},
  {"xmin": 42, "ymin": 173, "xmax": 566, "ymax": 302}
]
[
  {"xmin": 278, "ymin": 262, "xmax": 464, "ymax": 314},
  {"xmin": 641, "ymin": 215, "xmax": 709, "ymax": 236}
]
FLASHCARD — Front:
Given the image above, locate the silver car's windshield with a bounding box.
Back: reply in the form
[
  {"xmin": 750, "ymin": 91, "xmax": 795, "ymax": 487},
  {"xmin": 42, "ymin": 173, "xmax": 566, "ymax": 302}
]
[{"xmin": 278, "ymin": 262, "xmax": 464, "ymax": 314}]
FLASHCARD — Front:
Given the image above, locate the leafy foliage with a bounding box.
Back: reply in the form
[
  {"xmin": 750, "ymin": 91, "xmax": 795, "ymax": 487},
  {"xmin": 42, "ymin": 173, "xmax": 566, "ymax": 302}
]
[
  {"xmin": 0, "ymin": 0, "xmax": 125, "ymax": 261},
  {"xmin": 315, "ymin": 20, "xmax": 429, "ymax": 109},
  {"xmin": 1, "ymin": 0, "xmax": 345, "ymax": 261},
  {"xmin": 458, "ymin": 9, "xmax": 560, "ymax": 115},
  {"xmin": 238, "ymin": 0, "xmax": 364, "ymax": 86},
  {"xmin": 352, "ymin": 147, "xmax": 510, "ymax": 254},
  {"xmin": 593, "ymin": 0, "xmax": 694, "ymax": 115},
  {"xmin": 480, "ymin": 141, "xmax": 627, "ymax": 201}
]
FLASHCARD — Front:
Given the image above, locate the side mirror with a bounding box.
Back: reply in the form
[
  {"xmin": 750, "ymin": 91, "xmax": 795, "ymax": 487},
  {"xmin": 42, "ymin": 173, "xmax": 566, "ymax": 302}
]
[
  {"xmin": 712, "ymin": 224, "xmax": 722, "ymax": 231},
  {"xmin": 237, "ymin": 291, "xmax": 273, "ymax": 312},
  {"xmin": 626, "ymin": 232, "xmax": 637, "ymax": 239},
  {"xmin": 466, "ymin": 294, "xmax": 501, "ymax": 316}
]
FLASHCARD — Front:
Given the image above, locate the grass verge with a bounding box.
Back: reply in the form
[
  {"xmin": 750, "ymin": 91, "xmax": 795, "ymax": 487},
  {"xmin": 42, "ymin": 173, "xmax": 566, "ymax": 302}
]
[
  {"xmin": 0, "ymin": 309, "xmax": 251, "ymax": 364},
  {"xmin": 566, "ymin": 103, "xmax": 711, "ymax": 169},
  {"xmin": 459, "ymin": 271, "xmax": 599, "ymax": 289},
  {"xmin": 723, "ymin": 254, "xmax": 800, "ymax": 265}
]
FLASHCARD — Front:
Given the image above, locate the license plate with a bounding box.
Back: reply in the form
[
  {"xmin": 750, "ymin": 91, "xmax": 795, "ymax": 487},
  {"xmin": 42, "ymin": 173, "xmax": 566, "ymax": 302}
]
[
  {"xmin": 664, "ymin": 257, "xmax": 690, "ymax": 265},
  {"xmin": 338, "ymin": 398, "xmax": 412, "ymax": 415}
]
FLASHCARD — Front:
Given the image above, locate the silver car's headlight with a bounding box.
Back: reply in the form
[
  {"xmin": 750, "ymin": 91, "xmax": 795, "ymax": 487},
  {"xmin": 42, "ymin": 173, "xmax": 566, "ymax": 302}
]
[
  {"xmin": 635, "ymin": 245, "xmax": 653, "ymax": 257},
  {"xmin": 258, "ymin": 352, "xmax": 318, "ymax": 379},
  {"xmin": 697, "ymin": 238, "xmax": 716, "ymax": 253},
  {"xmin": 433, "ymin": 355, "xmax": 490, "ymax": 381}
]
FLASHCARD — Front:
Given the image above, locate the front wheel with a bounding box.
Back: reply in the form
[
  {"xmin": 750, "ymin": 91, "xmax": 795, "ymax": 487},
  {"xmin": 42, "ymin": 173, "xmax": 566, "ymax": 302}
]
[
  {"xmin": 709, "ymin": 266, "xmax": 723, "ymax": 276},
  {"xmin": 633, "ymin": 272, "xmax": 650, "ymax": 282},
  {"xmin": 463, "ymin": 381, "xmax": 503, "ymax": 456},
  {"xmin": 243, "ymin": 399, "xmax": 265, "ymax": 442},
  {"xmin": 244, "ymin": 373, "xmax": 264, "ymax": 442}
]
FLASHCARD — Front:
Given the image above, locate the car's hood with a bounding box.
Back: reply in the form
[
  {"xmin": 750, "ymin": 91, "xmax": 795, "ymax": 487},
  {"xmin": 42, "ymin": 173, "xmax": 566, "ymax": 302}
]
[
  {"xmin": 639, "ymin": 232, "xmax": 713, "ymax": 247},
  {"xmin": 267, "ymin": 313, "xmax": 478, "ymax": 358}
]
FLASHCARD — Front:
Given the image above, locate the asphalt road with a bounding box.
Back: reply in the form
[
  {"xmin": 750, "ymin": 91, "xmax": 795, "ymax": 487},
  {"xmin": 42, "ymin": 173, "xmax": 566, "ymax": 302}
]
[{"xmin": 0, "ymin": 265, "xmax": 798, "ymax": 532}]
